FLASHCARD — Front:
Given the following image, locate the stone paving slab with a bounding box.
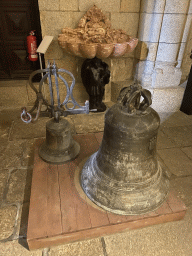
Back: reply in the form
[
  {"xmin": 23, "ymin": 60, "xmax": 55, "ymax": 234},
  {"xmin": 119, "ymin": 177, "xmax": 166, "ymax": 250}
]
[
  {"xmin": 170, "ymin": 176, "xmax": 192, "ymax": 207},
  {"xmin": 0, "ymin": 204, "xmax": 17, "ymax": 240},
  {"xmin": 157, "ymin": 130, "xmax": 176, "ymax": 149},
  {"xmin": 6, "ymin": 169, "xmax": 28, "ymax": 204},
  {"xmin": 161, "ymin": 126, "xmax": 192, "ymax": 147},
  {"xmin": 18, "ymin": 202, "xmax": 30, "ymax": 239},
  {"xmin": 49, "ymin": 238, "xmax": 104, "ymax": 256},
  {"xmin": 160, "ymin": 111, "xmax": 192, "ymax": 127},
  {"xmin": 0, "ymin": 240, "xmax": 42, "ymax": 256},
  {"xmin": 187, "ymin": 125, "xmax": 192, "ymax": 132},
  {"xmin": 10, "ymin": 116, "xmax": 76, "ymax": 141},
  {"xmin": 158, "ymin": 112, "xmax": 175, "ymax": 124},
  {"xmin": 72, "ymin": 113, "xmax": 105, "ymax": 134},
  {"xmin": 181, "ymin": 146, "xmax": 192, "ymax": 160},
  {"xmin": 0, "ymin": 170, "xmax": 8, "ymax": 203},
  {"xmin": 0, "ymin": 86, "xmax": 28, "ymax": 108},
  {"xmin": 21, "ymin": 139, "xmax": 35, "ymax": 167},
  {"xmin": 0, "ymin": 109, "xmax": 192, "ymax": 255},
  {"xmin": 0, "ymin": 140, "xmax": 25, "ymax": 170},
  {"xmin": 103, "ymin": 207, "xmax": 192, "ymax": 256},
  {"xmin": 9, "ymin": 118, "xmax": 49, "ymax": 141},
  {"xmin": 0, "ymin": 111, "xmax": 13, "ymax": 153},
  {"xmin": 71, "ymin": 102, "xmax": 114, "ymax": 134},
  {"xmin": 0, "ymin": 121, "xmax": 11, "ymax": 142},
  {"xmin": 157, "ymin": 148, "xmax": 192, "ymax": 176},
  {"xmin": 0, "ymin": 110, "xmax": 20, "ymax": 145}
]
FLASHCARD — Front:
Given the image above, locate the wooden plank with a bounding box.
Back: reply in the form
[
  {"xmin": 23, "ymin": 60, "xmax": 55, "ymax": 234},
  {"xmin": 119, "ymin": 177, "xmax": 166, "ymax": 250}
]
[
  {"xmin": 73, "ymin": 163, "xmax": 110, "ymax": 228},
  {"xmin": 167, "ymin": 190, "xmax": 187, "ymax": 212},
  {"xmin": 58, "ymin": 164, "xmax": 92, "ymax": 233},
  {"xmin": 46, "ymin": 164, "xmax": 62, "ymax": 237},
  {"xmin": 107, "ymin": 200, "xmax": 172, "ymax": 224},
  {"xmin": 27, "ymin": 140, "xmax": 49, "ymax": 240},
  {"xmin": 74, "ymin": 134, "xmax": 100, "ymax": 165},
  {"xmin": 154, "ymin": 201, "xmax": 172, "ymax": 215},
  {"xmin": 141, "ymin": 210, "xmax": 159, "ymax": 218},
  {"xmin": 94, "ymin": 132, "xmax": 103, "ymax": 145},
  {"xmin": 28, "ymin": 211, "xmax": 186, "ymax": 250},
  {"xmin": 87, "ymin": 204, "xmax": 110, "ymax": 228},
  {"xmin": 84, "ymin": 133, "xmax": 101, "ymax": 155},
  {"xmin": 73, "ymin": 135, "xmax": 88, "ymax": 165},
  {"xmin": 74, "ymin": 133, "xmax": 110, "ymax": 227},
  {"xmin": 107, "ymin": 212, "xmax": 143, "ymax": 224},
  {"xmin": 27, "ymin": 135, "xmax": 187, "ymax": 251}
]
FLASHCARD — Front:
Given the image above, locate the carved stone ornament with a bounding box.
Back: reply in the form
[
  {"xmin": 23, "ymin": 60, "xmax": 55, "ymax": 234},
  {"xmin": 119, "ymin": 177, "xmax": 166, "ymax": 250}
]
[{"xmin": 58, "ymin": 5, "xmax": 138, "ymax": 58}]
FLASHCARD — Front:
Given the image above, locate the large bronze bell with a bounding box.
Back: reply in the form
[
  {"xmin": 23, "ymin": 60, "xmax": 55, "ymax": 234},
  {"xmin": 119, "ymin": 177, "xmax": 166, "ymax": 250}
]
[{"xmin": 81, "ymin": 84, "xmax": 169, "ymax": 215}]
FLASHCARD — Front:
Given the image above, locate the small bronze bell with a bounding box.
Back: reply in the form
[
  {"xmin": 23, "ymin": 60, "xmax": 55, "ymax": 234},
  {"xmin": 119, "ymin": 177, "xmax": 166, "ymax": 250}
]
[
  {"xmin": 21, "ymin": 61, "xmax": 89, "ymax": 164},
  {"xmin": 81, "ymin": 84, "xmax": 169, "ymax": 215},
  {"xmin": 39, "ymin": 118, "xmax": 80, "ymax": 164}
]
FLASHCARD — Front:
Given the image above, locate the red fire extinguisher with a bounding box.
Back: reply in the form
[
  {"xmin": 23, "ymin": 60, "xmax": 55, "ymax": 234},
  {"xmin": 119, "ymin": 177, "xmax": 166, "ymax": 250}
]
[{"xmin": 27, "ymin": 30, "xmax": 38, "ymax": 61}]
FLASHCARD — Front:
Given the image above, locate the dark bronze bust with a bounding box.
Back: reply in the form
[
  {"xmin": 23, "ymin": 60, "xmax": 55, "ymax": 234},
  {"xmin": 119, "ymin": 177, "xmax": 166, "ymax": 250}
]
[{"xmin": 81, "ymin": 57, "xmax": 110, "ymax": 112}]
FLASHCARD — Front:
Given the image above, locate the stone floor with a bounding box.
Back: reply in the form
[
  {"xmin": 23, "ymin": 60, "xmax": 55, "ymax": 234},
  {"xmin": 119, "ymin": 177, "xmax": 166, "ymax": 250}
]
[{"xmin": 0, "ymin": 108, "xmax": 192, "ymax": 256}]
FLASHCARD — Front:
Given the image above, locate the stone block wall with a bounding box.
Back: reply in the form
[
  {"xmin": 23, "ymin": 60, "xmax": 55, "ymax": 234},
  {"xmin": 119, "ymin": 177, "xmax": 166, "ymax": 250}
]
[
  {"xmin": 181, "ymin": 22, "xmax": 192, "ymax": 82},
  {"xmin": 132, "ymin": 0, "xmax": 192, "ymax": 113},
  {"xmin": 37, "ymin": 0, "xmax": 141, "ymax": 103},
  {"xmin": 135, "ymin": 0, "xmax": 192, "ymax": 89},
  {"xmin": 0, "ymin": 0, "xmax": 191, "ymax": 111}
]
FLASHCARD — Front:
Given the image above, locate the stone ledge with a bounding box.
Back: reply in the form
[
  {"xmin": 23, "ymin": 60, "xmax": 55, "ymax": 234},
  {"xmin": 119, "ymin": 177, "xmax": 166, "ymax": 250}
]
[{"xmin": 0, "ymin": 205, "xmax": 17, "ymax": 240}]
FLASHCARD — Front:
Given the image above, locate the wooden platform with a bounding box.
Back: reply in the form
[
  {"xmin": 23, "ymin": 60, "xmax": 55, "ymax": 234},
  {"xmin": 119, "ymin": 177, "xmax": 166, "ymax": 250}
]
[{"xmin": 27, "ymin": 133, "xmax": 187, "ymax": 250}]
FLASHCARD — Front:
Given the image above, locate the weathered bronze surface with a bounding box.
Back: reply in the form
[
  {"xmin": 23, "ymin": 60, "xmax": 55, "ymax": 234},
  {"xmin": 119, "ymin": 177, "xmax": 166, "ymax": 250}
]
[
  {"xmin": 81, "ymin": 84, "xmax": 170, "ymax": 215},
  {"xmin": 39, "ymin": 118, "xmax": 80, "ymax": 164}
]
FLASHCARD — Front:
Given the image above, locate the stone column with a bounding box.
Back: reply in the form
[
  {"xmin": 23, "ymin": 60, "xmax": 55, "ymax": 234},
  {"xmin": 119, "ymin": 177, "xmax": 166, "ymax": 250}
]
[
  {"xmin": 178, "ymin": 0, "xmax": 192, "ymax": 79},
  {"xmin": 136, "ymin": 0, "xmax": 166, "ymax": 88},
  {"xmin": 135, "ymin": 0, "xmax": 192, "ymax": 113}
]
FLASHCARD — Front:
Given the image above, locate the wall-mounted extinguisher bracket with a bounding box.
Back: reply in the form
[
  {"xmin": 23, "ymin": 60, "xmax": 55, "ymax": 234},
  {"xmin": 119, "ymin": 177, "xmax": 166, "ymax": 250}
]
[{"xmin": 27, "ymin": 30, "xmax": 38, "ymax": 61}]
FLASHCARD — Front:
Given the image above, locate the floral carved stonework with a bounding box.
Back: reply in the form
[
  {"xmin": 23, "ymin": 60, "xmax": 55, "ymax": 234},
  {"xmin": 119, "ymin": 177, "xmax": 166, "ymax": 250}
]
[{"xmin": 58, "ymin": 5, "xmax": 138, "ymax": 58}]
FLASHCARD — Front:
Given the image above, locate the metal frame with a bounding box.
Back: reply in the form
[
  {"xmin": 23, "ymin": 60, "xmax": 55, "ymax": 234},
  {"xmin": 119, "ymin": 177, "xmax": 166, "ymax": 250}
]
[{"xmin": 21, "ymin": 61, "xmax": 89, "ymax": 123}]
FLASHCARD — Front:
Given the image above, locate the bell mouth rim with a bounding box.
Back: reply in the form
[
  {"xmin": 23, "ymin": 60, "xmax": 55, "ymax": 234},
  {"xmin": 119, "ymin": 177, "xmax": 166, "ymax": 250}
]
[
  {"xmin": 80, "ymin": 152, "xmax": 170, "ymax": 216},
  {"xmin": 82, "ymin": 189, "xmax": 170, "ymax": 216},
  {"xmin": 88, "ymin": 152, "xmax": 165, "ymax": 191},
  {"xmin": 74, "ymin": 158, "xmax": 170, "ymax": 216},
  {"xmin": 74, "ymin": 158, "xmax": 108, "ymax": 213}
]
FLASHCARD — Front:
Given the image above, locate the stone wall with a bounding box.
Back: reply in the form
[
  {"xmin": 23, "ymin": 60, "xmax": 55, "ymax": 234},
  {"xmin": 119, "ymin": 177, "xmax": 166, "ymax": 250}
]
[
  {"xmin": 181, "ymin": 22, "xmax": 192, "ymax": 83},
  {"xmin": 133, "ymin": 0, "xmax": 192, "ymax": 113},
  {"xmin": 135, "ymin": 0, "xmax": 191, "ymax": 87},
  {"xmin": 37, "ymin": 0, "xmax": 192, "ymax": 111},
  {"xmin": 0, "ymin": 0, "xmax": 191, "ymax": 112},
  {"xmin": 37, "ymin": 0, "xmax": 141, "ymax": 103}
]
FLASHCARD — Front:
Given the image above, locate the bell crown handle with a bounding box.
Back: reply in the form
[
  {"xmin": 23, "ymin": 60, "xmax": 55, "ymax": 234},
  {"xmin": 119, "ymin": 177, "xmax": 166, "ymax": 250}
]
[{"xmin": 118, "ymin": 84, "xmax": 152, "ymax": 114}]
